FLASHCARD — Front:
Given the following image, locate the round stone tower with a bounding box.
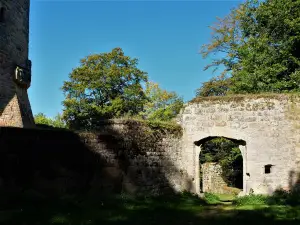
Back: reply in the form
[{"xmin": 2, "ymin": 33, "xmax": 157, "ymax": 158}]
[{"xmin": 0, "ymin": 0, "xmax": 35, "ymax": 128}]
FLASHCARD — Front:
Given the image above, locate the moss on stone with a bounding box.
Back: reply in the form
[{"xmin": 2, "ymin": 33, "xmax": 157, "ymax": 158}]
[
  {"xmin": 285, "ymin": 101, "xmax": 300, "ymax": 129},
  {"xmin": 190, "ymin": 93, "xmax": 300, "ymax": 104},
  {"xmin": 74, "ymin": 118, "xmax": 183, "ymax": 137}
]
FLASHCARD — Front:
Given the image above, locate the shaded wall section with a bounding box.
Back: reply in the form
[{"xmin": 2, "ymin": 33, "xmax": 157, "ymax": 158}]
[
  {"xmin": 0, "ymin": 120, "xmax": 191, "ymax": 198},
  {"xmin": 0, "ymin": 0, "xmax": 34, "ymax": 128}
]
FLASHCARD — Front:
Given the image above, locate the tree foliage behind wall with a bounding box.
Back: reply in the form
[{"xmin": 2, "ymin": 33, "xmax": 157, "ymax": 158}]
[
  {"xmin": 34, "ymin": 113, "xmax": 66, "ymax": 128},
  {"xmin": 61, "ymin": 47, "xmax": 148, "ymax": 129},
  {"xmin": 140, "ymin": 81, "xmax": 184, "ymax": 121},
  {"xmin": 200, "ymin": 138, "xmax": 243, "ymax": 188},
  {"xmin": 198, "ymin": 0, "xmax": 300, "ymax": 96},
  {"xmin": 60, "ymin": 48, "xmax": 184, "ymax": 130},
  {"xmin": 196, "ymin": 75, "xmax": 232, "ymax": 97}
]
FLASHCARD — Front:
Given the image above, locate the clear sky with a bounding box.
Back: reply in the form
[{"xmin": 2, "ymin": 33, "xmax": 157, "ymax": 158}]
[{"xmin": 28, "ymin": 0, "xmax": 243, "ymax": 118}]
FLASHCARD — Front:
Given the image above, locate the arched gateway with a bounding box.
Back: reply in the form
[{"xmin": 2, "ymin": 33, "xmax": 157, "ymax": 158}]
[
  {"xmin": 177, "ymin": 95, "xmax": 300, "ymax": 195},
  {"xmin": 194, "ymin": 136, "xmax": 246, "ymax": 194}
]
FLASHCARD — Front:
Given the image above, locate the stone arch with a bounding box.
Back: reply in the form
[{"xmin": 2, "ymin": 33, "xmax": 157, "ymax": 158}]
[
  {"xmin": 194, "ymin": 136, "xmax": 246, "ymax": 147},
  {"xmin": 178, "ymin": 96, "xmax": 300, "ymax": 195},
  {"xmin": 194, "ymin": 136, "xmax": 247, "ymax": 195}
]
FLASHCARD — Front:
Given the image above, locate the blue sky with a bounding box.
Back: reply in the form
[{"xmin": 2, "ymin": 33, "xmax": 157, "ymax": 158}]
[{"xmin": 29, "ymin": 0, "xmax": 243, "ymax": 118}]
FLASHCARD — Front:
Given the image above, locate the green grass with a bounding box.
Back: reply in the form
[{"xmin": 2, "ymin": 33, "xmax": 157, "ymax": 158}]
[
  {"xmin": 233, "ymin": 194, "xmax": 268, "ymax": 206},
  {"xmin": 203, "ymin": 192, "xmax": 221, "ymax": 204},
  {"xmin": 1, "ymin": 192, "xmax": 300, "ymax": 225},
  {"xmin": 215, "ymin": 193, "xmax": 236, "ymax": 202}
]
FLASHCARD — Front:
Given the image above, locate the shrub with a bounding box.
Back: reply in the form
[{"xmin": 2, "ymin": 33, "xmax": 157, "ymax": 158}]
[
  {"xmin": 267, "ymin": 189, "xmax": 289, "ymax": 205},
  {"xmin": 267, "ymin": 189, "xmax": 300, "ymax": 206},
  {"xmin": 204, "ymin": 193, "xmax": 221, "ymax": 204},
  {"xmin": 178, "ymin": 191, "xmax": 207, "ymax": 205},
  {"xmin": 233, "ymin": 194, "xmax": 267, "ymax": 206}
]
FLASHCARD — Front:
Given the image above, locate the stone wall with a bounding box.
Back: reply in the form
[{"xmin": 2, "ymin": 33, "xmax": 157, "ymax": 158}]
[
  {"xmin": 1, "ymin": 94, "xmax": 300, "ymax": 198},
  {"xmin": 177, "ymin": 94, "xmax": 300, "ymax": 195},
  {"xmin": 201, "ymin": 162, "xmax": 241, "ymax": 195},
  {"xmin": 201, "ymin": 163, "xmax": 228, "ymax": 194},
  {"xmin": 0, "ymin": 120, "xmax": 190, "ymax": 198},
  {"xmin": 0, "ymin": 0, "xmax": 34, "ymax": 128}
]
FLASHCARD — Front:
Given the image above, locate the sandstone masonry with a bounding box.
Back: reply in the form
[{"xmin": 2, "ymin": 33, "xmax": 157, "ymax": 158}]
[
  {"xmin": 0, "ymin": 0, "xmax": 299, "ymax": 198},
  {"xmin": 201, "ymin": 163, "xmax": 228, "ymax": 194},
  {"xmin": 0, "ymin": 0, "xmax": 34, "ymax": 127},
  {"xmin": 177, "ymin": 94, "xmax": 300, "ymax": 195},
  {"xmin": 0, "ymin": 120, "xmax": 190, "ymax": 197},
  {"xmin": 0, "ymin": 95, "xmax": 300, "ymax": 197}
]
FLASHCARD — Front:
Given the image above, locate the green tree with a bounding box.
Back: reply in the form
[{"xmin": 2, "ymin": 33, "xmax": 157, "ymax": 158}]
[
  {"xmin": 200, "ymin": 0, "xmax": 300, "ymax": 94},
  {"xmin": 200, "ymin": 3, "xmax": 246, "ymax": 76},
  {"xmin": 34, "ymin": 113, "xmax": 66, "ymax": 128},
  {"xmin": 231, "ymin": 0, "xmax": 300, "ymax": 93},
  {"xmin": 140, "ymin": 81, "xmax": 184, "ymax": 121},
  {"xmin": 196, "ymin": 75, "xmax": 232, "ymax": 97},
  {"xmin": 61, "ymin": 47, "xmax": 148, "ymax": 129}
]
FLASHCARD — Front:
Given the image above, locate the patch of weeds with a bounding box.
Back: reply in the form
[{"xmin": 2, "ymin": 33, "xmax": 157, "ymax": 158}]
[
  {"xmin": 3, "ymin": 191, "xmax": 300, "ymax": 224},
  {"xmin": 178, "ymin": 191, "xmax": 206, "ymax": 206},
  {"xmin": 204, "ymin": 193, "xmax": 221, "ymax": 204},
  {"xmin": 216, "ymin": 194, "xmax": 236, "ymax": 202},
  {"xmin": 50, "ymin": 214, "xmax": 70, "ymax": 224},
  {"xmin": 233, "ymin": 194, "xmax": 267, "ymax": 206},
  {"xmin": 190, "ymin": 93, "xmax": 295, "ymax": 104},
  {"xmin": 117, "ymin": 117, "xmax": 183, "ymax": 137},
  {"xmin": 267, "ymin": 189, "xmax": 300, "ymax": 206}
]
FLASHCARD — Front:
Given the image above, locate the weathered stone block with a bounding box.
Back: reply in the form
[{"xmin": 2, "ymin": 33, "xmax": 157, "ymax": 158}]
[
  {"xmin": 244, "ymin": 117, "xmax": 257, "ymax": 122},
  {"xmin": 0, "ymin": 1, "xmax": 34, "ymax": 128},
  {"xmin": 215, "ymin": 121, "xmax": 227, "ymax": 127}
]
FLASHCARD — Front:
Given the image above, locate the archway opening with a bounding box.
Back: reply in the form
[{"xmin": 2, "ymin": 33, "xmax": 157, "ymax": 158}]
[{"xmin": 195, "ymin": 136, "xmax": 246, "ymax": 195}]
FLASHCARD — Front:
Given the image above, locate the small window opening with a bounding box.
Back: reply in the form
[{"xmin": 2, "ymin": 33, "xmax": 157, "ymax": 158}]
[
  {"xmin": 0, "ymin": 7, "xmax": 5, "ymax": 23},
  {"xmin": 264, "ymin": 164, "xmax": 272, "ymax": 174}
]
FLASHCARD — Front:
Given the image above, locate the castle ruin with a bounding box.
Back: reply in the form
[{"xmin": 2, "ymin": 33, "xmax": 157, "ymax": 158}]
[
  {"xmin": 179, "ymin": 95, "xmax": 300, "ymax": 195},
  {"xmin": 0, "ymin": 0, "xmax": 34, "ymax": 128},
  {"xmin": 0, "ymin": 0, "xmax": 299, "ymax": 198}
]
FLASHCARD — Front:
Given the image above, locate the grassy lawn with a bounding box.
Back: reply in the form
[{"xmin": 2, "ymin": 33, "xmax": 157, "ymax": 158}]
[
  {"xmin": 216, "ymin": 193, "xmax": 237, "ymax": 202},
  {"xmin": 1, "ymin": 192, "xmax": 300, "ymax": 225}
]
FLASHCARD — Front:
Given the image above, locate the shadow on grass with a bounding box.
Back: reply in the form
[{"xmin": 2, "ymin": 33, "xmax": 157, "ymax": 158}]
[
  {"xmin": 0, "ymin": 123, "xmax": 192, "ymax": 200},
  {"xmin": 1, "ymin": 125, "xmax": 300, "ymax": 224},
  {"xmin": 1, "ymin": 192, "xmax": 300, "ymax": 225}
]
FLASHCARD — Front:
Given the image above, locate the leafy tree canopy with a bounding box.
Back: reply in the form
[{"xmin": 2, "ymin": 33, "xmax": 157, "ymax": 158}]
[
  {"xmin": 61, "ymin": 47, "xmax": 148, "ymax": 129},
  {"xmin": 140, "ymin": 81, "xmax": 184, "ymax": 121},
  {"xmin": 199, "ymin": 0, "xmax": 300, "ymax": 95},
  {"xmin": 34, "ymin": 113, "xmax": 66, "ymax": 128},
  {"xmin": 196, "ymin": 75, "xmax": 232, "ymax": 97}
]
